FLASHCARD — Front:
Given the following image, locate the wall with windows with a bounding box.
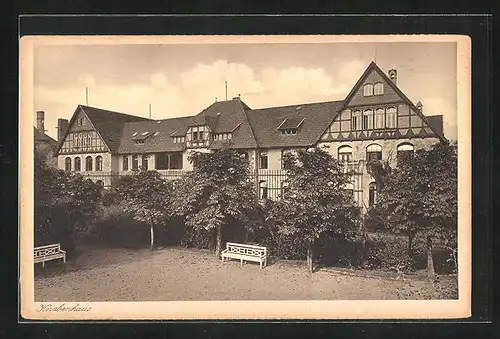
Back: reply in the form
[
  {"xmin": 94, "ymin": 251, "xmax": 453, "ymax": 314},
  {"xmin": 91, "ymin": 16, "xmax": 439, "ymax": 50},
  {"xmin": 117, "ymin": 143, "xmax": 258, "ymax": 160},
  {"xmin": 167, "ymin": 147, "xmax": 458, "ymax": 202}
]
[
  {"xmin": 346, "ymin": 70, "xmax": 400, "ymax": 107},
  {"xmin": 319, "ymin": 136, "xmax": 440, "ymax": 210},
  {"xmin": 58, "ymin": 152, "xmax": 112, "ymax": 172}
]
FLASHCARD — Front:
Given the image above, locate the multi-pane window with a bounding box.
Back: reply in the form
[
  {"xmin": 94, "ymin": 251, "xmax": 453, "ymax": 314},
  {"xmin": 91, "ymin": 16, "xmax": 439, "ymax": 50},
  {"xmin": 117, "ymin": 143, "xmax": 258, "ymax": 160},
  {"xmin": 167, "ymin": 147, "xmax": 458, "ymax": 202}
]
[
  {"xmin": 397, "ymin": 143, "xmax": 415, "ymax": 166},
  {"xmin": 259, "ymin": 152, "xmax": 268, "ymax": 169},
  {"xmin": 363, "ymin": 109, "xmax": 373, "ymax": 130},
  {"xmin": 386, "ymin": 107, "xmax": 397, "ymax": 128},
  {"xmin": 132, "ymin": 155, "xmax": 139, "ymax": 170},
  {"xmin": 368, "ymin": 182, "xmax": 377, "ymax": 206},
  {"xmin": 60, "ymin": 131, "xmax": 106, "ymax": 153},
  {"xmin": 123, "ymin": 156, "xmax": 129, "ymax": 171},
  {"xmin": 374, "ymin": 82, "xmax": 384, "ymax": 95},
  {"xmin": 142, "ymin": 155, "xmax": 149, "ymax": 170},
  {"xmin": 351, "ymin": 110, "xmax": 362, "ymax": 130},
  {"xmin": 85, "ymin": 156, "xmax": 93, "ymax": 171},
  {"xmin": 259, "ymin": 181, "xmax": 268, "ymax": 199},
  {"xmin": 338, "ymin": 145, "xmax": 353, "ymax": 162},
  {"xmin": 363, "ymin": 84, "xmax": 374, "ymax": 96},
  {"xmin": 96, "ymin": 156, "xmax": 103, "ymax": 171},
  {"xmin": 374, "ymin": 108, "xmax": 385, "ymax": 129},
  {"xmin": 173, "ymin": 136, "xmax": 185, "ymax": 143},
  {"xmin": 366, "ymin": 144, "xmax": 382, "ymax": 162},
  {"xmin": 169, "ymin": 153, "xmax": 183, "ymax": 169},
  {"xmin": 65, "ymin": 157, "xmax": 71, "ymax": 171},
  {"xmin": 74, "ymin": 157, "xmax": 81, "ymax": 171},
  {"xmin": 281, "ymin": 129, "xmax": 297, "ymax": 135}
]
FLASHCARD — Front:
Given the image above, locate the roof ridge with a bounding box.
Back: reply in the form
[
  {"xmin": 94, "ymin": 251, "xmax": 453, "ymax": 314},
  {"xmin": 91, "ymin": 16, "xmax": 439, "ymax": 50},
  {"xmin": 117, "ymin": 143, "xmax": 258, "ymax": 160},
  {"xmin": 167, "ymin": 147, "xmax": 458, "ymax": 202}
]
[
  {"xmin": 248, "ymin": 99, "xmax": 344, "ymax": 112},
  {"xmin": 80, "ymin": 105, "xmax": 151, "ymax": 121}
]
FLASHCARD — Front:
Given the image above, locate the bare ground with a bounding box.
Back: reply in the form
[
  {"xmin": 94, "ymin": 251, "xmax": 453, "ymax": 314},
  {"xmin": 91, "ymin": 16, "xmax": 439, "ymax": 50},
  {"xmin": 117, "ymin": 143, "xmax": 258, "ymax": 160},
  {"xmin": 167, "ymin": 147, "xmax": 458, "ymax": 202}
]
[{"xmin": 34, "ymin": 246, "xmax": 458, "ymax": 301}]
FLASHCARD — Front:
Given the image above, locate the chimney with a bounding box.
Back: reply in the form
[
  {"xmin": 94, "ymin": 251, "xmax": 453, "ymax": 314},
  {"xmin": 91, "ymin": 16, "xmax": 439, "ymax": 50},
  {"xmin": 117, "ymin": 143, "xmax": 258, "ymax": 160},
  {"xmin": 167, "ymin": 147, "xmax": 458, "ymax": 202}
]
[
  {"xmin": 36, "ymin": 111, "xmax": 45, "ymax": 133},
  {"xmin": 57, "ymin": 118, "xmax": 69, "ymax": 142},
  {"xmin": 388, "ymin": 69, "xmax": 397, "ymax": 85}
]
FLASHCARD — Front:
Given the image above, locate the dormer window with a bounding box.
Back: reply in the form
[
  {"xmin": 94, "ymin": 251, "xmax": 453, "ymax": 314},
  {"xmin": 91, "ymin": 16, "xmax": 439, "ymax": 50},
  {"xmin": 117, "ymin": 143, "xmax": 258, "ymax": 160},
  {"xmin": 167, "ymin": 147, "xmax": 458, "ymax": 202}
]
[
  {"xmin": 132, "ymin": 131, "xmax": 153, "ymax": 144},
  {"xmin": 277, "ymin": 117, "xmax": 304, "ymax": 135},
  {"xmin": 173, "ymin": 136, "xmax": 185, "ymax": 144},
  {"xmin": 281, "ymin": 128, "xmax": 297, "ymax": 135},
  {"xmin": 213, "ymin": 133, "xmax": 232, "ymax": 140}
]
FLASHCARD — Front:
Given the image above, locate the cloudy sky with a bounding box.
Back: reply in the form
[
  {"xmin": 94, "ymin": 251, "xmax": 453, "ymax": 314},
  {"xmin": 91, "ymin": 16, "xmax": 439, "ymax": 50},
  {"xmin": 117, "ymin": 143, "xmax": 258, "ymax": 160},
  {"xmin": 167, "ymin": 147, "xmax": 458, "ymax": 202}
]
[{"xmin": 34, "ymin": 42, "xmax": 457, "ymax": 140}]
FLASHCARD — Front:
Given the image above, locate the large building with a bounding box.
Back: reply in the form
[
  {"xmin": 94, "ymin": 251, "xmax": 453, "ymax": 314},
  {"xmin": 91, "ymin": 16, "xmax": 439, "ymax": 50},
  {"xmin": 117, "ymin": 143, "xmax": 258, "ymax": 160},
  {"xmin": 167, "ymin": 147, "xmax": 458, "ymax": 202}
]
[{"xmin": 52, "ymin": 62, "xmax": 446, "ymax": 211}]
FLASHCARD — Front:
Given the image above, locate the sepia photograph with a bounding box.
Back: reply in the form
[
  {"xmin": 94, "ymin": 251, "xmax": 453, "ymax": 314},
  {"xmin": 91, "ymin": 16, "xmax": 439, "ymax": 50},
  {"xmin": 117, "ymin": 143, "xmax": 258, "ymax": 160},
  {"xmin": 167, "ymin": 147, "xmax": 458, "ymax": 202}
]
[{"xmin": 20, "ymin": 35, "xmax": 471, "ymax": 320}]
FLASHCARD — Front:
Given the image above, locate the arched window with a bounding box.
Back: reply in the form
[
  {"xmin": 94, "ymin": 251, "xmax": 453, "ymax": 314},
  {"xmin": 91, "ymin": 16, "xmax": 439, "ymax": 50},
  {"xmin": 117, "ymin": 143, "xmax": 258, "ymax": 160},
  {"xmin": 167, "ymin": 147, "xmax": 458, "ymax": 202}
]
[
  {"xmin": 386, "ymin": 106, "xmax": 397, "ymax": 128},
  {"xmin": 338, "ymin": 145, "xmax": 353, "ymax": 162},
  {"xmin": 123, "ymin": 156, "xmax": 129, "ymax": 171},
  {"xmin": 142, "ymin": 155, "xmax": 149, "ymax": 170},
  {"xmin": 96, "ymin": 180, "xmax": 104, "ymax": 187},
  {"xmin": 85, "ymin": 156, "xmax": 93, "ymax": 171},
  {"xmin": 64, "ymin": 157, "xmax": 72, "ymax": 171},
  {"xmin": 259, "ymin": 181, "xmax": 268, "ymax": 200},
  {"xmin": 397, "ymin": 143, "xmax": 415, "ymax": 166},
  {"xmin": 374, "ymin": 108, "xmax": 385, "ymax": 129},
  {"xmin": 374, "ymin": 82, "xmax": 384, "ymax": 95},
  {"xmin": 363, "ymin": 84, "xmax": 374, "ymax": 96},
  {"xmin": 95, "ymin": 156, "xmax": 103, "ymax": 171},
  {"xmin": 363, "ymin": 109, "xmax": 373, "ymax": 130},
  {"xmin": 132, "ymin": 155, "xmax": 139, "ymax": 170},
  {"xmin": 368, "ymin": 182, "xmax": 377, "ymax": 206},
  {"xmin": 74, "ymin": 157, "xmax": 81, "ymax": 171},
  {"xmin": 366, "ymin": 144, "xmax": 382, "ymax": 162}
]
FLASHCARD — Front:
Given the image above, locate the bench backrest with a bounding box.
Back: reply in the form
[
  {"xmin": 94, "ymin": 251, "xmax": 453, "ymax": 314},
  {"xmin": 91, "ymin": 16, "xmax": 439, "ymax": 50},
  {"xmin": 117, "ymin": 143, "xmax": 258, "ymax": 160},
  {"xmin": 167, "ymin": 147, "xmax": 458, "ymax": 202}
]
[
  {"xmin": 226, "ymin": 242, "xmax": 266, "ymax": 256},
  {"xmin": 34, "ymin": 244, "xmax": 61, "ymax": 258}
]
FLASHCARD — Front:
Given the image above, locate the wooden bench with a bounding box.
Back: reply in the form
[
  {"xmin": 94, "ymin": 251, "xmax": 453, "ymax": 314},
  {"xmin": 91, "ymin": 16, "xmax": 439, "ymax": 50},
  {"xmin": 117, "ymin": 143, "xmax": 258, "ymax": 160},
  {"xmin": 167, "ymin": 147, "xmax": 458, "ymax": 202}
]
[
  {"xmin": 221, "ymin": 242, "xmax": 267, "ymax": 269},
  {"xmin": 34, "ymin": 244, "xmax": 66, "ymax": 267}
]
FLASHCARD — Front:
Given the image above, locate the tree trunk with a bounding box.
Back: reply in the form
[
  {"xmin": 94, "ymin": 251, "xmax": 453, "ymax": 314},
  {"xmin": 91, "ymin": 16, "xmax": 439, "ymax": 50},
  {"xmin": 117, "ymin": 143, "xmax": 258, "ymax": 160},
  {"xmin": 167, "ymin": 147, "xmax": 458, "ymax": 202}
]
[
  {"xmin": 307, "ymin": 242, "xmax": 314, "ymax": 273},
  {"xmin": 215, "ymin": 225, "xmax": 222, "ymax": 258},
  {"xmin": 150, "ymin": 223, "xmax": 155, "ymax": 250},
  {"xmin": 427, "ymin": 235, "xmax": 435, "ymax": 278}
]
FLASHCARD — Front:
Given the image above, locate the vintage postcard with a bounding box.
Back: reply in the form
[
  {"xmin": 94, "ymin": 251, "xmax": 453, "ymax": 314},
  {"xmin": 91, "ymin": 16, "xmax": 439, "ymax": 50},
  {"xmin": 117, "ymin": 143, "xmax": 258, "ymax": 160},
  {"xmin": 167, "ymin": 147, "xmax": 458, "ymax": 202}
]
[{"xmin": 20, "ymin": 34, "xmax": 471, "ymax": 320}]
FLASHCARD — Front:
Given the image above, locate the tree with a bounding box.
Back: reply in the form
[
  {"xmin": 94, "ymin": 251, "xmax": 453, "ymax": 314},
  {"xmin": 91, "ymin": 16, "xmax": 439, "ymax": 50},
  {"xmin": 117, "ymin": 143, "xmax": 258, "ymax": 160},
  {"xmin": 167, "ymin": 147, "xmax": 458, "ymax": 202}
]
[
  {"xmin": 34, "ymin": 146, "xmax": 103, "ymax": 255},
  {"xmin": 268, "ymin": 147, "xmax": 360, "ymax": 273},
  {"xmin": 104, "ymin": 170, "xmax": 173, "ymax": 250},
  {"xmin": 369, "ymin": 142, "xmax": 458, "ymax": 277},
  {"xmin": 170, "ymin": 147, "xmax": 260, "ymax": 258}
]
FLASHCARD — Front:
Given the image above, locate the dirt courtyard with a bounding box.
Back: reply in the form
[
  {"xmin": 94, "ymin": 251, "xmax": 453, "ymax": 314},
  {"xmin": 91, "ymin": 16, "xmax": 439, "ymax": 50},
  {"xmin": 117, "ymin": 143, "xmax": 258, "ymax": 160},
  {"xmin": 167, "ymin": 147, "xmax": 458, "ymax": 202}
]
[{"xmin": 34, "ymin": 247, "xmax": 457, "ymax": 301}]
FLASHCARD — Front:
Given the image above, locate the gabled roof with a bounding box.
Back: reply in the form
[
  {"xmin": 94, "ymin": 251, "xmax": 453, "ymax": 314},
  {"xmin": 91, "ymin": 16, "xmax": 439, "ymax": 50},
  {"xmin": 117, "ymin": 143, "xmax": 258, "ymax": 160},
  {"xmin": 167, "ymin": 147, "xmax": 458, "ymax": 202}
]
[
  {"xmin": 117, "ymin": 116, "xmax": 193, "ymax": 154},
  {"xmin": 246, "ymin": 101, "xmax": 344, "ymax": 148},
  {"xmin": 56, "ymin": 105, "xmax": 150, "ymax": 154},
  {"xmin": 342, "ymin": 61, "xmax": 447, "ymax": 142},
  {"xmin": 198, "ymin": 99, "xmax": 258, "ymax": 149},
  {"xmin": 81, "ymin": 105, "xmax": 151, "ymax": 152}
]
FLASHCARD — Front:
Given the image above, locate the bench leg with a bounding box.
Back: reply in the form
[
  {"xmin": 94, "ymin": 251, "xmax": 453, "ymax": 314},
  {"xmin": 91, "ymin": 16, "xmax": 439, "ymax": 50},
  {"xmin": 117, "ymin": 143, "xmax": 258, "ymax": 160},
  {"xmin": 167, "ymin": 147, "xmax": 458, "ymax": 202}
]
[
  {"xmin": 260, "ymin": 261, "xmax": 262, "ymax": 269},
  {"xmin": 63, "ymin": 255, "xmax": 66, "ymax": 264},
  {"xmin": 240, "ymin": 259, "xmax": 243, "ymax": 267},
  {"xmin": 42, "ymin": 261, "xmax": 45, "ymax": 268},
  {"xmin": 221, "ymin": 256, "xmax": 224, "ymax": 265}
]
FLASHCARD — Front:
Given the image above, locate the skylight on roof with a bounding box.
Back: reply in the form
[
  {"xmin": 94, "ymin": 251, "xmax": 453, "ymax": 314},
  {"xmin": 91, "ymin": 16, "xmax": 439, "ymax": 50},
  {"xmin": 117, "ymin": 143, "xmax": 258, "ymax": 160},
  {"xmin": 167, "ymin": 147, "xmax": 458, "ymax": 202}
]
[
  {"xmin": 153, "ymin": 132, "xmax": 159, "ymax": 136},
  {"xmin": 142, "ymin": 131, "xmax": 150, "ymax": 135},
  {"xmin": 132, "ymin": 132, "xmax": 138, "ymax": 137}
]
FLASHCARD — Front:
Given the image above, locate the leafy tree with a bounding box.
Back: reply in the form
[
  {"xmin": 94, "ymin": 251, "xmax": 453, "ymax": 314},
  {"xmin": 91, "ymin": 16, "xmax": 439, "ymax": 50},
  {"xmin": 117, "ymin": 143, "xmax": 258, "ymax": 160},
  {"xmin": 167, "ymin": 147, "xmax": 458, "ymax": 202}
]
[
  {"xmin": 267, "ymin": 147, "xmax": 360, "ymax": 273},
  {"xmin": 34, "ymin": 147, "xmax": 103, "ymax": 255},
  {"xmin": 170, "ymin": 147, "xmax": 260, "ymax": 258},
  {"xmin": 104, "ymin": 170, "xmax": 173, "ymax": 250},
  {"xmin": 369, "ymin": 142, "xmax": 458, "ymax": 277}
]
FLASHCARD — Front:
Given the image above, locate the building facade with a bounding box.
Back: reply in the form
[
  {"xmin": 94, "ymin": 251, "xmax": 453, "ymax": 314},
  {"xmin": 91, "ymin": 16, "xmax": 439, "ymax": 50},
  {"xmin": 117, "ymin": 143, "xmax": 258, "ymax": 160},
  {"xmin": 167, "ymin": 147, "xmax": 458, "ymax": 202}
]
[{"xmin": 53, "ymin": 62, "xmax": 446, "ymax": 211}]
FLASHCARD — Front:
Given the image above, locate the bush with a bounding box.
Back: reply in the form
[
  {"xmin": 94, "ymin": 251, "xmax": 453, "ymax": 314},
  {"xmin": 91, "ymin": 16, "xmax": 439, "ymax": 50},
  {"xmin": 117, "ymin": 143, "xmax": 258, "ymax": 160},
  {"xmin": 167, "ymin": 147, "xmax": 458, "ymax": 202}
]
[{"xmin": 88, "ymin": 206, "xmax": 149, "ymax": 248}]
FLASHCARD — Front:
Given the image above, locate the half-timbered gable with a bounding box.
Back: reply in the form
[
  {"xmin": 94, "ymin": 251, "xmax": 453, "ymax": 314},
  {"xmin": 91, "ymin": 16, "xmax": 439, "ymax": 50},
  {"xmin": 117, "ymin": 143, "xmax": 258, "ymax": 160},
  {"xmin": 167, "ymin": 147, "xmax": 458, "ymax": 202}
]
[{"xmin": 321, "ymin": 62, "xmax": 446, "ymax": 143}]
